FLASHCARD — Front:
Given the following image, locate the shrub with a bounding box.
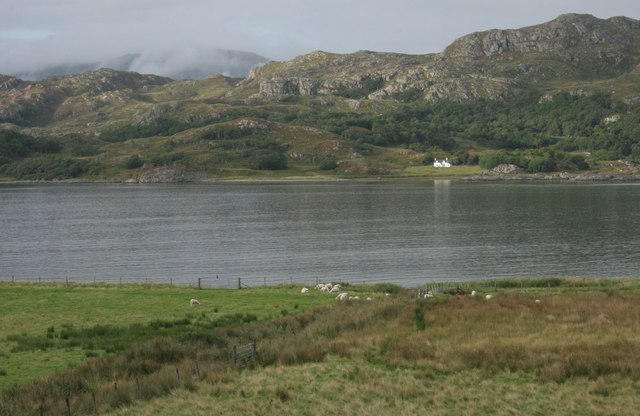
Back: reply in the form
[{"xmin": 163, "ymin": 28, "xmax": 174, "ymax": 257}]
[
  {"xmin": 248, "ymin": 150, "xmax": 287, "ymax": 170},
  {"xmin": 527, "ymin": 157, "xmax": 556, "ymax": 173},
  {"xmin": 478, "ymin": 150, "xmax": 512, "ymax": 169},
  {"xmin": 319, "ymin": 158, "xmax": 338, "ymax": 170},
  {"xmin": 125, "ymin": 154, "xmax": 144, "ymax": 169}
]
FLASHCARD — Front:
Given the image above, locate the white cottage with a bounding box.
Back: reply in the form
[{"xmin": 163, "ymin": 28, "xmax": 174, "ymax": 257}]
[{"xmin": 433, "ymin": 158, "xmax": 451, "ymax": 168}]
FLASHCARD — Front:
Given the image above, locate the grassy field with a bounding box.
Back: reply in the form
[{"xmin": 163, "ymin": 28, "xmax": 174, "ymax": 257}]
[
  {"xmin": 2, "ymin": 279, "xmax": 640, "ymax": 415},
  {"xmin": 0, "ymin": 282, "xmax": 337, "ymax": 390}
]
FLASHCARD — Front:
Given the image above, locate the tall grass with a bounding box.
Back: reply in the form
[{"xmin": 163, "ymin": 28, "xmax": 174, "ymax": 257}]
[{"xmin": 3, "ymin": 280, "xmax": 640, "ymax": 415}]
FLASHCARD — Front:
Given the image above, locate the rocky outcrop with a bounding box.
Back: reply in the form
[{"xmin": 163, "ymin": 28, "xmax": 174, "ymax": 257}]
[
  {"xmin": 122, "ymin": 168, "xmax": 192, "ymax": 183},
  {"xmin": 491, "ymin": 164, "xmax": 526, "ymax": 174},
  {"xmin": 0, "ymin": 69, "xmax": 173, "ymax": 125},
  {"xmin": 444, "ymin": 14, "xmax": 640, "ymax": 60}
]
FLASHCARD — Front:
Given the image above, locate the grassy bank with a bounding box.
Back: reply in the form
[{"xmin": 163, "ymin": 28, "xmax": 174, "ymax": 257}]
[{"xmin": 2, "ymin": 279, "xmax": 640, "ymax": 415}]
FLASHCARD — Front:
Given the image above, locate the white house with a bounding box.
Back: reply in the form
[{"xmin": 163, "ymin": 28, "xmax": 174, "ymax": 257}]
[{"xmin": 433, "ymin": 158, "xmax": 451, "ymax": 168}]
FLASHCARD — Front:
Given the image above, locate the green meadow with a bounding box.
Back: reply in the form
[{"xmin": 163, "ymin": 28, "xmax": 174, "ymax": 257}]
[{"xmin": 2, "ymin": 279, "xmax": 640, "ymax": 415}]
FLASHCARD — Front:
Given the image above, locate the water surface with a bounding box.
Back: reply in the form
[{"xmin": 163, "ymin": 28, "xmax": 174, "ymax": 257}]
[{"xmin": 1, "ymin": 181, "xmax": 639, "ymax": 287}]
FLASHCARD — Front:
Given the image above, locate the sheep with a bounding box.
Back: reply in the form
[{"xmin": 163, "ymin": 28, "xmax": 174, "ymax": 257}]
[
  {"xmin": 336, "ymin": 292, "xmax": 348, "ymax": 301},
  {"xmin": 535, "ymin": 299, "xmax": 541, "ymax": 303},
  {"xmin": 315, "ymin": 283, "xmax": 325, "ymax": 290},
  {"xmin": 330, "ymin": 285, "xmax": 341, "ymax": 293},
  {"xmin": 301, "ymin": 287, "xmax": 309, "ymax": 294},
  {"xmin": 385, "ymin": 293, "xmax": 391, "ymax": 297},
  {"xmin": 423, "ymin": 291, "xmax": 433, "ymax": 298},
  {"xmin": 190, "ymin": 299, "xmax": 200, "ymax": 306},
  {"xmin": 320, "ymin": 285, "xmax": 331, "ymax": 292},
  {"xmin": 485, "ymin": 294, "xmax": 493, "ymax": 300},
  {"xmin": 349, "ymin": 296, "xmax": 360, "ymax": 300},
  {"xmin": 471, "ymin": 290, "xmax": 477, "ymax": 297},
  {"xmin": 366, "ymin": 297, "xmax": 372, "ymax": 301}
]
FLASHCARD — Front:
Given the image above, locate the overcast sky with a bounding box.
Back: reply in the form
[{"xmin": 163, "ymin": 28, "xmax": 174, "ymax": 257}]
[{"xmin": 2, "ymin": 0, "xmax": 640, "ymax": 75}]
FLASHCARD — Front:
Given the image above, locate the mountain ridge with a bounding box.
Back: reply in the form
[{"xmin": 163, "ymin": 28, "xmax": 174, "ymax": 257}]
[{"xmin": 2, "ymin": 13, "xmax": 640, "ymax": 181}]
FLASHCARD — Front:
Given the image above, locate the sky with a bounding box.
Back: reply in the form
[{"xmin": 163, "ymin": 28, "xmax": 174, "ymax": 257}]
[{"xmin": 2, "ymin": 0, "xmax": 640, "ymax": 76}]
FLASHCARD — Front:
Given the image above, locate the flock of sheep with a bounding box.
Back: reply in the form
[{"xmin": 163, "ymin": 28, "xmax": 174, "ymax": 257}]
[
  {"xmin": 191, "ymin": 284, "xmax": 542, "ymax": 306},
  {"xmin": 301, "ymin": 283, "xmax": 375, "ymax": 301}
]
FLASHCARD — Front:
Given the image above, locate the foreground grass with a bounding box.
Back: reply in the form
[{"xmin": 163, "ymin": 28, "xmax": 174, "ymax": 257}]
[
  {"xmin": 3, "ymin": 279, "xmax": 640, "ymax": 415},
  {"xmin": 0, "ymin": 282, "xmax": 336, "ymax": 389}
]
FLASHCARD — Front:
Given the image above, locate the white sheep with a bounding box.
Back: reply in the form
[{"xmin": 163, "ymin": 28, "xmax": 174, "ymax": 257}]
[
  {"xmin": 385, "ymin": 293, "xmax": 391, "ymax": 297},
  {"xmin": 301, "ymin": 287, "xmax": 309, "ymax": 294},
  {"xmin": 349, "ymin": 296, "xmax": 360, "ymax": 300},
  {"xmin": 190, "ymin": 299, "xmax": 200, "ymax": 306},
  {"xmin": 485, "ymin": 294, "xmax": 493, "ymax": 300},
  {"xmin": 330, "ymin": 285, "xmax": 341, "ymax": 293},
  {"xmin": 336, "ymin": 292, "xmax": 348, "ymax": 301},
  {"xmin": 320, "ymin": 285, "xmax": 331, "ymax": 292},
  {"xmin": 315, "ymin": 283, "xmax": 325, "ymax": 290},
  {"xmin": 535, "ymin": 299, "xmax": 541, "ymax": 303},
  {"xmin": 366, "ymin": 297, "xmax": 372, "ymax": 301},
  {"xmin": 471, "ymin": 290, "xmax": 477, "ymax": 297}
]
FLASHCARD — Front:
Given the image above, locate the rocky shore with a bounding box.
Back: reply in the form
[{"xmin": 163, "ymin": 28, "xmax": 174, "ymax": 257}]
[{"xmin": 462, "ymin": 164, "xmax": 640, "ymax": 182}]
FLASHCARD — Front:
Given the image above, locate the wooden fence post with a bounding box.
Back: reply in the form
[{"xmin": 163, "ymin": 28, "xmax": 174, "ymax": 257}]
[
  {"xmin": 92, "ymin": 392, "xmax": 97, "ymax": 415},
  {"xmin": 237, "ymin": 278, "xmax": 241, "ymax": 290},
  {"xmin": 65, "ymin": 396, "xmax": 72, "ymax": 416},
  {"xmin": 39, "ymin": 403, "xmax": 44, "ymax": 416},
  {"xmin": 252, "ymin": 340, "xmax": 257, "ymax": 360},
  {"xmin": 232, "ymin": 346, "xmax": 237, "ymax": 364},
  {"xmin": 198, "ymin": 278, "xmax": 202, "ymax": 290},
  {"xmin": 176, "ymin": 367, "xmax": 180, "ymax": 381}
]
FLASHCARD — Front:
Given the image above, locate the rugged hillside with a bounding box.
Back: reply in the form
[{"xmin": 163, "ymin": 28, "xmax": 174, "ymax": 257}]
[
  {"xmin": 1, "ymin": 14, "xmax": 640, "ymax": 182},
  {"xmin": 240, "ymin": 14, "xmax": 640, "ymax": 102}
]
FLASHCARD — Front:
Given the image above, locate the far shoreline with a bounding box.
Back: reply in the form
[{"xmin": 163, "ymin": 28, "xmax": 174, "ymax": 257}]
[{"xmin": 2, "ymin": 171, "xmax": 640, "ymax": 185}]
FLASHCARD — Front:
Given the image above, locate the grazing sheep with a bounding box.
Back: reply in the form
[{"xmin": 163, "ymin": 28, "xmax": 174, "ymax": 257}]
[
  {"xmin": 336, "ymin": 292, "xmax": 348, "ymax": 301},
  {"xmin": 320, "ymin": 285, "xmax": 331, "ymax": 292},
  {"xmin": 190, "ymin": 299, "xmax": 200, "ymax": 306},
  {"xmin": 349, "ymin": 296, "xmax": 360, "ymax": 300},
  {"xmin": 471, "ymin": 290, "xmax": 477, "ymax": 297},
  {"xmin": 366, "ymin": 297, "xmax": 372, "ymax": 301},
  {"xmin": 485, "ymin": 294, "xmax": 493, "ymax": 300},
  {"xmin": 424, "ymin": 291, "xmax": 433, "ymax": 298},
  {"xmin": 385, "ymin": 293, "xmax": 391, "ymax": 297},
  {"xmin": 535, "ymin": 299, "xmax": 541, "ymax": 303},
  {"xmin": 301, "ymin": 287, "xmax": 309, "ymax": 294},
  {"xmin": 330, "ymin": 285, "xmax": 341, "ymax": 293},
  {"xmin": 315, "ymin": 283, "xmax": 324, "ymax": 290}
]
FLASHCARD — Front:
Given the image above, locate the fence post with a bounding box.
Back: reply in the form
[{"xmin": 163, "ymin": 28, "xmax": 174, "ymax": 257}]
[
  {"xmin": 198, "ymin": 278, "xmax": 202, "ymax": 290},
  {"xmin": 65, "ymin": 396, "xmax": 72, "ymax": 416},
  {"xmin": 232, "ymin": 345, "xmax": 237, "ymax": 364},
  {"xmin": 176, "ymin": 367, "xmax": 180, "ymax": 381},
  {"xmin": 92, "ymin": 392, "xmax": 97, "ymax": 415},
  {"xmin": 195, "ymin": 362, "xmax": 200, "ymax": 378},
  {"xmin": 39, "ymin": 403, "xmax": 44, "ymax": 416},
  {"xmin": 252, "ymin": 340, "xmax": 257, "ymax": 360},
  {"xmin": 237, "ymin": 278, "xmax": 241, "ymax": 290}
]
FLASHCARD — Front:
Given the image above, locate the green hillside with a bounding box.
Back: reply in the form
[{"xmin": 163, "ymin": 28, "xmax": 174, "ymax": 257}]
[{"xmin": 2, "ymin": 14, "xmax": 640, "ymax": 181}]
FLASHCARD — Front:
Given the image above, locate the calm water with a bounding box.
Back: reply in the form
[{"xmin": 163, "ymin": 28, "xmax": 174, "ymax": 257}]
[{"xmin": 1, "ymin": 181, "xmax": 639, "ymax": 287}]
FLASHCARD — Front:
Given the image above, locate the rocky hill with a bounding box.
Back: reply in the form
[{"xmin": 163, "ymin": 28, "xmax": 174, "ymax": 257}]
[
  {"xmin": 239, "ymin": 14, "xmax": 640, "ymax": 102},
  {"xmin": 1, "ymin": 14, "xmax": 640, "ymax": 182}
]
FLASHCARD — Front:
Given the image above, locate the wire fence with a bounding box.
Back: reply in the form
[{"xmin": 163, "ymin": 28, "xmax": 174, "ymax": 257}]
[
  {"xmin": 0, "ymin": 274, "xmax": 417, "ymax": 289},
  {"xmin": 0, "ymin": 273, "xmax": 553, "ymax": 289}
]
